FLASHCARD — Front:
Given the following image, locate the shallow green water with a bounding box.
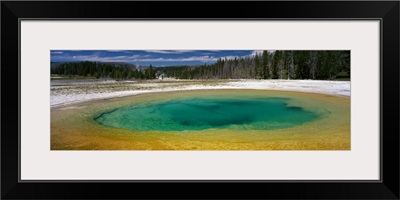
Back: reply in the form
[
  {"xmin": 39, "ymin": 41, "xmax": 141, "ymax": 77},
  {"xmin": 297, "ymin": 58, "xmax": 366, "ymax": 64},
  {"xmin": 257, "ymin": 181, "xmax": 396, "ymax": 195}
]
[{"xmin": 94, "ymin": 96, "xmax": 321, "ymax": 131}]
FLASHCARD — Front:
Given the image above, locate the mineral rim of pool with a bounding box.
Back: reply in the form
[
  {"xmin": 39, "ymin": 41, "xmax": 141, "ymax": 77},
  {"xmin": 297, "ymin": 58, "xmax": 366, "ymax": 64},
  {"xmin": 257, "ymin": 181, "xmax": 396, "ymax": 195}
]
[{"xmin": 94, "ymin": 97, "xmax": 322, "ymax": 131}]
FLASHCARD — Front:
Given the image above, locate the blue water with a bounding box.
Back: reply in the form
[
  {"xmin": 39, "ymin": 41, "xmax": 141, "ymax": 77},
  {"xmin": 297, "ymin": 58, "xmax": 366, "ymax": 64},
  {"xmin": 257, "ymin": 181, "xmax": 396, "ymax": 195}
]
[{"xmin": 94, "ymin": 97, "xmax": 320, "ymax": 131}]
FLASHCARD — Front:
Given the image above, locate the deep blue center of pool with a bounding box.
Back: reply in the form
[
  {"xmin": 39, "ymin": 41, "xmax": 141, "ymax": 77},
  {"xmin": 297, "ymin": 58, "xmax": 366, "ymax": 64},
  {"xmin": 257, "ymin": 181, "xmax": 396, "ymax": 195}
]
[{"xmin": 94, "ymin": 97, "xmax": 319, "ymax": 131}]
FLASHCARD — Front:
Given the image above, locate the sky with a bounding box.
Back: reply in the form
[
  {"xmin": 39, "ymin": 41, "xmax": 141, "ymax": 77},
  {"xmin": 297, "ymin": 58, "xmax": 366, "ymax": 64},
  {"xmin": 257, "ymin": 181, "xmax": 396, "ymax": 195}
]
[{"xmin": 50, "ymin": 50, "xmax": 264, "ymax": 66}]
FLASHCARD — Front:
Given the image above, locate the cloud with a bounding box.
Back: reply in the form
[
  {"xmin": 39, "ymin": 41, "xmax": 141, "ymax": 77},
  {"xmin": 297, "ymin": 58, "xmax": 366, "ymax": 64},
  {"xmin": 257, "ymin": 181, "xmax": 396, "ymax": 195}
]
[
  {"xmin": 51, "ymin": 51, "xmax": 64, "ymax": 54},
  {"xmin": 105, "ymin": 50, "xmax": 133, "ymax": 53},
  {"xmin": 69, "ymin": 54, "xmax": 209, "ymax": 63},
  {"xmin": 250, "ymin": 50, "xmax": 263, "ymax": 57},
  {"xmin": 137, "ymin": 56, "xmax": 218, "ymax": 63},
  {"xmin": 248, "ymin": 50, "xmax": 278, "ymax": 57},
  {"xmin": 222, "ymin": 56, "xmax": 239, "ymax": 60},
  {"xmin": 144, "ymin": 50, "xmax": 195, "ymax": 54},
  {"xmin": 69, "ymin": 54, "xmax": 142, "ymax": 63}
]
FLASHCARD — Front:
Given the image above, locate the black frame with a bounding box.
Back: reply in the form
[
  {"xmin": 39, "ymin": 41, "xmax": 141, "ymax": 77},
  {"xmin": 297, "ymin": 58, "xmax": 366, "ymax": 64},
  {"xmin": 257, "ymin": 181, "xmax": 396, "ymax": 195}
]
[{"xmin": 2, "ymin": 1, "xmax": 399, "ymax": 199}]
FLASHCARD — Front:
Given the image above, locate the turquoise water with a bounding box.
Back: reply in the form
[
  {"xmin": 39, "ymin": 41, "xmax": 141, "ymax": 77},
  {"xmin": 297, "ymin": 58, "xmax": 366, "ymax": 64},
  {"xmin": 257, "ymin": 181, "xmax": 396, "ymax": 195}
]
[{"xmin": 94, "ymin": 97, "xmax": 320, "ymax": 131}]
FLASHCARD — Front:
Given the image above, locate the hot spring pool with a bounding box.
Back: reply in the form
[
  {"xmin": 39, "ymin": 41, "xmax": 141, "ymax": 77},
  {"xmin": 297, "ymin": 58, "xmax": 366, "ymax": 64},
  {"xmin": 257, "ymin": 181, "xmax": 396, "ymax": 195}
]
[
  {"xmin": 94, "ymin": 96, "xmax": 321, "ymax": 131},
  {"xmin": 51, "ymin": 90, "xmax": 350, "ymax": 150}
]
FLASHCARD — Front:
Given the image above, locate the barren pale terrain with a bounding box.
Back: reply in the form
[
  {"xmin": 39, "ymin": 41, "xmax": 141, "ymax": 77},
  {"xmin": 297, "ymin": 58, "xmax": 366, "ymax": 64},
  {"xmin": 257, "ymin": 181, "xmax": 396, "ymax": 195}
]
[{"xmin": 51, "ymin": 79, "xmax": 350, "ymax": 107}]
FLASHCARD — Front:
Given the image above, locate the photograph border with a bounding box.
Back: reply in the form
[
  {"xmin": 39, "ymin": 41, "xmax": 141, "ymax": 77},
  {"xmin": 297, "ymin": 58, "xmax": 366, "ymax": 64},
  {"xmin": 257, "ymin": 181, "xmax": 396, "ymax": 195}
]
[{"xmin": 2, "ymin": 1, "xmax": 399, "ymax": 199}]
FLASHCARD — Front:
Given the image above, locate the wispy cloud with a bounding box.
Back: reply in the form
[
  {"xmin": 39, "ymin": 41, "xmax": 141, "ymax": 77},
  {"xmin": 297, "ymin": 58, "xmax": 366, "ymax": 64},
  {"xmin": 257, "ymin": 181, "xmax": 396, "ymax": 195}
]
[
  {"xmin": 250, "ymin": 50, "xmax": 264, "ymax": 57},
  {"xmin": 138, "ymin": 56, "xmax": 218, "ymax": 63},
  {"xmin": 144, "ymin": 50, "xmax": 195, "ymax": 54},
  {"xmin": 106, "ymin": 50, "xmax": 133, "ymax": 53},
  {"xmin": 70, "ymin": 55, "xmax": 142, "ymax": 62},
  {"xmin": 51, "ymin": 51, "xmax": 64, "ymax": 54}
]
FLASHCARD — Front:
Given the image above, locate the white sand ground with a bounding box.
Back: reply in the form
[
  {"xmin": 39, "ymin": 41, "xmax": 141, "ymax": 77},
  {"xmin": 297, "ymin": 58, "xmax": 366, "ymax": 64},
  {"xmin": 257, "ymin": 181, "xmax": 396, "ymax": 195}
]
[{"xmin": 51, "ymin": 79, "xmax": 350, "ymax": 107}]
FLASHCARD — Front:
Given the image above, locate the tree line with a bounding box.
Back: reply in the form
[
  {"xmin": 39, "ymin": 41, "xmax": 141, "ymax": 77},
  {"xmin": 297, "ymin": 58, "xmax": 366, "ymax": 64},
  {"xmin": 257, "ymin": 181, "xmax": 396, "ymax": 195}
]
[
  {"xmin": 51, "ymin": 51, "xmax": 350, "ymax": 80},
  {"xmin": 159, "ymin": 50, "xmax": 350, "ymax": 80},
  {"xmin": 51, "ymin": 61, "xmax": 156, "ymax": 80}
]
